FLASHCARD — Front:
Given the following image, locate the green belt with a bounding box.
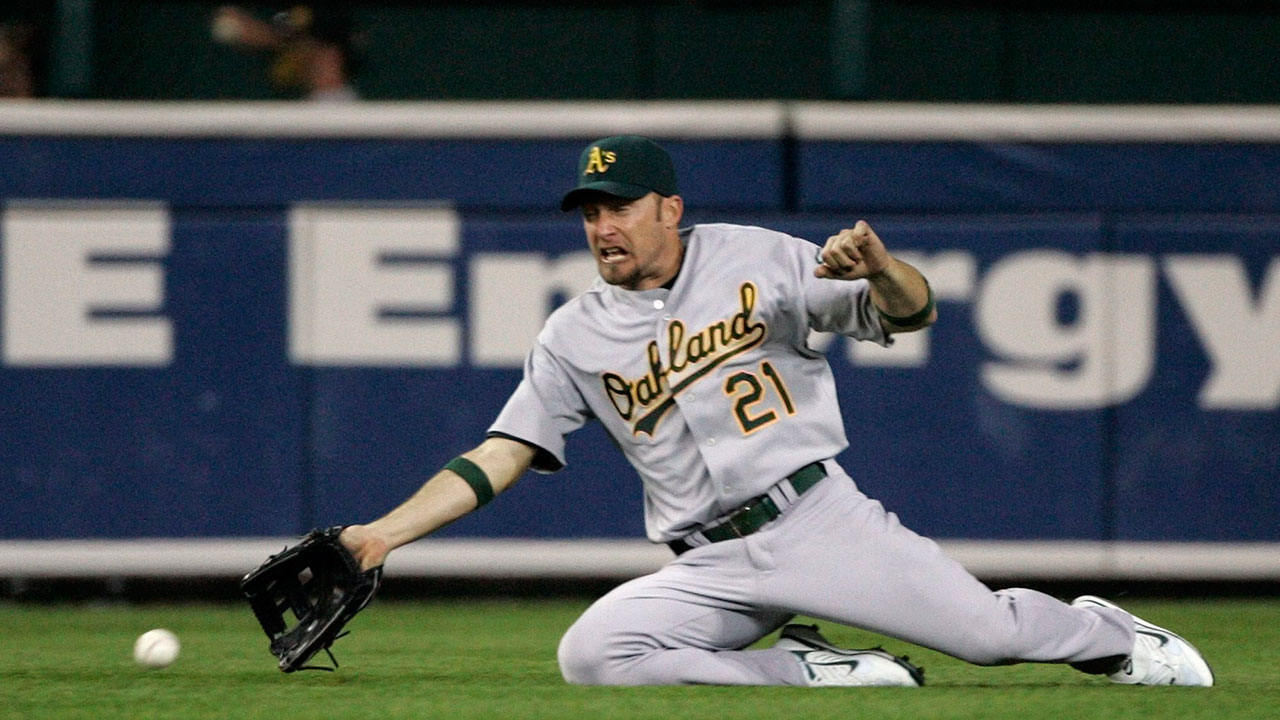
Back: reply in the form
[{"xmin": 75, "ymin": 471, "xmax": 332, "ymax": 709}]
[{"xmin": 668, "ymin": 461, "xmax": 827, "ymax": 555}]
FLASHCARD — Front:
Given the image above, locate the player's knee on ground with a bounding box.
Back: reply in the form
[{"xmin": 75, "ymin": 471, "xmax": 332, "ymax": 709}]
[
  {"xmin": 558, "ymin": 618, "xmax": 619, "ymax": 684},
  {"xmin": 557, "ymin": 616, "xmax": 660, "ymax": 685},
  {"xmin": 556, "ymin": 621, "xmax": 601, "ymax": 684}
]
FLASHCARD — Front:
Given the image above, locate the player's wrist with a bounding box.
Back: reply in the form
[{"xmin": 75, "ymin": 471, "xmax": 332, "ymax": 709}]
[
  {"xmin": 875, "ymin": 283, "xmax": 935, "ymax": 328},
  {"xmin": 867, "ymin": 260, "xmax": 934, "ymax": 326},
  {"xmin": 340, "ymin": 524, "xmax": 393, "ymax": 569}
]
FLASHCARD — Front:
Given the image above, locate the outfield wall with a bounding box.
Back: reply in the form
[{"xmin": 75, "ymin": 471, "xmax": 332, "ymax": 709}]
[{"xmin": 1, "ymin": 103, "xmax": 1277, "ymax": 579}]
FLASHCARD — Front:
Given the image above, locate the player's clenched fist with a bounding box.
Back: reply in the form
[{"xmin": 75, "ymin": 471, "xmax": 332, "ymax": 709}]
[{"xmin": 814, "ymin": 220, "xmax": 893, "ymax": 280}]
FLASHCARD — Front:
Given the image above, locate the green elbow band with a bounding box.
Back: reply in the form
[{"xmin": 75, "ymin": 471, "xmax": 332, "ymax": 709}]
[
  {"xmin": 444, "ymin": 456, "xmax": 495, "ymax": 507},
  {"xmin": 877, "ymin": 285, "xmax": 935, "ymax": 327}
]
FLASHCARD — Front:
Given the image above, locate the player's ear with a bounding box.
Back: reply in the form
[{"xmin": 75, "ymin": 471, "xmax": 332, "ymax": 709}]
[{"xmin": 662, "ymin": 194, "xmax": 683, "ymax": 228}]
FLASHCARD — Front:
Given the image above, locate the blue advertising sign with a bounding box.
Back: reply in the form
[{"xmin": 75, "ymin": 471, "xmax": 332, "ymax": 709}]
[{"xmin": 0, "ymin": 135, "xmax": 1275, "ymax": 544}]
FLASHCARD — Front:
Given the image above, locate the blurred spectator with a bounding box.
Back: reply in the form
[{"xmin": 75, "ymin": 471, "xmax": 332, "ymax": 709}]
[
  {"xmin": 0, "ymin": 22, "xmax": 38, "ymax": 98},
  {"xmin": 211, "ymin": 4, "xmax": 361, "ymax": 101}
]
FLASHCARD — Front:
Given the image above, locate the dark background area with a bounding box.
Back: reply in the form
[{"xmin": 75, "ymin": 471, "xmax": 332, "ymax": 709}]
[{"xmin": 3, "ymin": 1, "xmax": 1279, "ymax": 102}]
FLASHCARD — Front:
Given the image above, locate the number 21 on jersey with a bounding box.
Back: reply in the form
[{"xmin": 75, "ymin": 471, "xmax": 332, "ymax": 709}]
[{"xmin": 723, "ymin": 361, "xmax": 796, "ymax": 435}]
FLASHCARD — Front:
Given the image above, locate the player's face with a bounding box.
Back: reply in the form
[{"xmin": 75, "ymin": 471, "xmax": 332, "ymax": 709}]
[{"xmin": 580, "ymin": 192, "xmax": 684, "ymax": 290}]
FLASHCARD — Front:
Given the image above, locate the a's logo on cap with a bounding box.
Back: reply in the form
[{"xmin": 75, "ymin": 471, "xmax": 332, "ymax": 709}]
[{"xmin": 583, "ymin": 146, "xmax": 617, "ymax": 175}]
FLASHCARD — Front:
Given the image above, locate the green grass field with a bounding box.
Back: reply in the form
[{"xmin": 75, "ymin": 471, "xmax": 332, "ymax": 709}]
[{"xmin": 2, "ymin": 597, "xmax": 1276, "ymax": 720}]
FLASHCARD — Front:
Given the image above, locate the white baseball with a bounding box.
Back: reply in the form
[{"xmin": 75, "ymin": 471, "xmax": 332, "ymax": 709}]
[{"xmin": 133, "ymin": 628, "xmax": 181, "ymax": 669}]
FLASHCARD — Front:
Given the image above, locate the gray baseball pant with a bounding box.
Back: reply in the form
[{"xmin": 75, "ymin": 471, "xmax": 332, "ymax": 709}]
[{"xmin": 557, "ymin": 462, "xmax": 1135, "ymax": 685}]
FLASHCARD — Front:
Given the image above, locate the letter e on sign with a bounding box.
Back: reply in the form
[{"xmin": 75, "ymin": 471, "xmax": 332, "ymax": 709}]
[
  {"xmin": 2, "ymin": 203, "xmax": 172, "ymax": 367},
  {"xmin": 289, "ymin": 206, "xmax": 462, "ymax": 366}
]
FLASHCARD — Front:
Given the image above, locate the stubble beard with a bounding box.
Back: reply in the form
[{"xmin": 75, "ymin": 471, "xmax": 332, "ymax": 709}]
[{"xmin": 599, "ymin": 262, "xmax": 637, "ymax": 288}]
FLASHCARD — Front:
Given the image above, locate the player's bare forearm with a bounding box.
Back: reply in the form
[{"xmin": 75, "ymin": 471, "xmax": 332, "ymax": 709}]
[
  {"xmin": 866, "ymin": 258, "xmax": 936, "ymax": 332},
  {"xmin": 340, "ymin": 437, "xmax": 535, "ymax": 569}
]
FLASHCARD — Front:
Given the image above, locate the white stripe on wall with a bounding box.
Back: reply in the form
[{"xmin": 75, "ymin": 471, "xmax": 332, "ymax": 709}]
[
  {"xmin": 0, "ymin": 100, "xmax": 786, "ymax": 139},
  {"xmin": 0, "ymin": 539, "xmax": 1275, "ymax": 581},
  {"xmin": 3, "ymin": 101, "xmax": 1280, "ymax": 141}
]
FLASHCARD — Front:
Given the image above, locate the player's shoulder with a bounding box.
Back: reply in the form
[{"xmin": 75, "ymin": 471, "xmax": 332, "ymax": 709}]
[
  {"xmin": 690, "ymin": 222, "xmax": 798, "ymax": 244},
  {"xmin": 688, "ymin": 222, "xmax": 816, "ymax": 265}
]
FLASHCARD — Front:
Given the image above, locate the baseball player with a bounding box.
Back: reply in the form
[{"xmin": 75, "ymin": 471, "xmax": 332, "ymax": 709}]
[{"xmin": 339, "ymin": 135, "xmax": 1213, "ymax": 687}]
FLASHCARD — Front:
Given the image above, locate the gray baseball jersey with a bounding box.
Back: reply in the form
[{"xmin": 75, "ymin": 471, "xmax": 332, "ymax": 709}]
[{"xmin": 490, "ymin": 222, "xmax": 890, "ymax": 542}]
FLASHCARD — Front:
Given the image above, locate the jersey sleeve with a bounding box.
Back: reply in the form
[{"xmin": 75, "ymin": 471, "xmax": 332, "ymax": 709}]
[
  {"xmin": 487, "ymin": 339, "xmax": 591, "ymax": 473},
  {"xmin": 793, "ymin": 237, "xmax": 892, "ymax": 346}
]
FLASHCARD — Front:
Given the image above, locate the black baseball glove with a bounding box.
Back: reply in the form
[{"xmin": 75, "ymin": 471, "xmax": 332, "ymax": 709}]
[{"xmin": 241, "ymin": 526, "xmax": 383, "ymax": 672}]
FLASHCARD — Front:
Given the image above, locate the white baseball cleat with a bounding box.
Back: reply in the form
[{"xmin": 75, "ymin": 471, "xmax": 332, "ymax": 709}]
[
  {"xmin": 1071, "ymin": 595, "xmax": 1214, "ymax": 687},
  {"xmin": 774, "ymin": 624, "xmax": 924, "ymax": 687}
]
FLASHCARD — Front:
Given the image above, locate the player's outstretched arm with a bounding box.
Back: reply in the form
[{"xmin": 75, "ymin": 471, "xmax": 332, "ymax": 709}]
[
  {"xmin": 340, "ymin": 437, "xmax": 536, "ymax": 570},
  {"xmin": 815, "ymin": 220, "xmax": 936, "ymax": 333}
]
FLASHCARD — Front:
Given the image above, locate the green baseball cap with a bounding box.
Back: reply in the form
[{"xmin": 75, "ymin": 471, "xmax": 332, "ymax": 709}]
[{"xmin": 560, "ymin": 135, "xmax": 679, "ymax": 211}]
